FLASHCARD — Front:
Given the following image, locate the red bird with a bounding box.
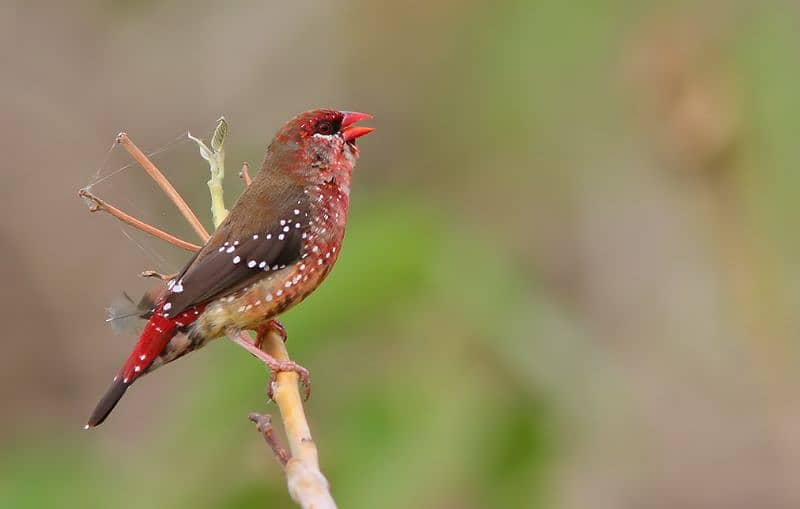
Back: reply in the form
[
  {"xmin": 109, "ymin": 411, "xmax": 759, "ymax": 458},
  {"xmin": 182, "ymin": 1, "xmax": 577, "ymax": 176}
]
[{"xmin": 87, "ymin": 109, "xmax": 373, "ymax": 427}]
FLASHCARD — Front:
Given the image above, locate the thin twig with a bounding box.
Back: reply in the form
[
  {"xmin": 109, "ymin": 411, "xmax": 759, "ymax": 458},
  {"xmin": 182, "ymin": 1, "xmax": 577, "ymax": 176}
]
[
  {"xmin": 79, "ymin": 189, "xmax": 201, "ymax": 252},
  {"xmin": 249, "ymin": 413, "xmax": 290, "ymax": 466},
  {"xmin": 140, "ymin": 270, "xmax": 180, "ymax": 280},
  {"xmin": 240, "ymin": 162, "xmax": 253, "ymax": 187},
  {"xmin": 116, "ymin": 132, "xmax": 211, "ymax": 242}
]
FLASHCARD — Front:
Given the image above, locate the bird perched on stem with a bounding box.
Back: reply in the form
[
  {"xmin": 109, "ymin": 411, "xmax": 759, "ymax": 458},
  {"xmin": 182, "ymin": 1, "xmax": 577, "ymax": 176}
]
[{"xmin": 87, "ymin": 109, "xmax": 373, "ymax": 428}]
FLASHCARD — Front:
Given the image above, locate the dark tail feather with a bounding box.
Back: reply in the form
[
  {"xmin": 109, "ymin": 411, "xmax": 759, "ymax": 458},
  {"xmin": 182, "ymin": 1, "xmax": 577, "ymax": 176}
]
[
  {"xmin": 86, "ymin": 304, "xmax": 205, "ymax": 429},
  {"xmin": 85, "ymin": 378, "xmax": 130, "ymax": 428}
]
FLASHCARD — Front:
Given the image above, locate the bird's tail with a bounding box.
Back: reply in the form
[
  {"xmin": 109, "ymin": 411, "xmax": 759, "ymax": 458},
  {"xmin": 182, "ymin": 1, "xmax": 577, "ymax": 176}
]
[{"xmin": 86, "ymin": 304, "xmax": 204, "ymax": 428}]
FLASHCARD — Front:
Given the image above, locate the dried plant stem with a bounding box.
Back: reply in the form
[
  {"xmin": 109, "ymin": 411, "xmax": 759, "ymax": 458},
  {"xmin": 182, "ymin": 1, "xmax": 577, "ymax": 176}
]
[
  {"xmin": 78, "ymin": 189, "xmax": 201, "ymax": 252},
  {"xmin": 252, "ymin": 327, "xmax": 336, "ymax": 509},
  {"xmin": 140, "ymin": 270, "xmax": 181, "ymax": 280},
  {"xmin": 116, "ymin": 132, "xmax": 211, "ymax": 242}
]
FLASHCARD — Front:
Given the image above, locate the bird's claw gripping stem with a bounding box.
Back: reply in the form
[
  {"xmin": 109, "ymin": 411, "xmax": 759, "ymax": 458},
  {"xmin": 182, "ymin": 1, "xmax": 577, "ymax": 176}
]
[
  {"xmin": 254, "ymin": 320, "xmax": 309, "ymax": 400},
  {"xmin": 265, "ymin": 358, "xmax": 311, "ymax": 402},
  {"xmin": 228, "ymin": 326, "xmax": 311, "ymax": 401}
]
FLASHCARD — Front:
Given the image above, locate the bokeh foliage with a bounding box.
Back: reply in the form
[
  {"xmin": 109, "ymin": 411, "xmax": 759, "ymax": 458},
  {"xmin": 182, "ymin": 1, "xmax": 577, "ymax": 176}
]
[{"xmin": 2, "ymin": 0, "xmax": 800, "ymax": 508}]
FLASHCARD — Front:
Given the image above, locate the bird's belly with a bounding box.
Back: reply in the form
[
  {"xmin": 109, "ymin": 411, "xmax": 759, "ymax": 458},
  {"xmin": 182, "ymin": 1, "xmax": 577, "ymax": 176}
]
[{"xmin": 193, "ymin": 250, "xmax": 339, "ymax": 339}]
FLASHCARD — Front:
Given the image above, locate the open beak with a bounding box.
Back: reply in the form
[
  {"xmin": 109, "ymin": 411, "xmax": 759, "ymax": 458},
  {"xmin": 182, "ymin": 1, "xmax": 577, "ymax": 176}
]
[{"xmin": 341, "ymin": 111, "xmax": 375, "ymax": 143}]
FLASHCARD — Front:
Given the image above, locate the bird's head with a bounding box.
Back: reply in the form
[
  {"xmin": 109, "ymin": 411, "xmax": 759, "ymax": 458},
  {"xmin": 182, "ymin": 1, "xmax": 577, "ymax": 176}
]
[{"xmin": 271, "ymin": 109, "xmax": 373, "ymax": 187}]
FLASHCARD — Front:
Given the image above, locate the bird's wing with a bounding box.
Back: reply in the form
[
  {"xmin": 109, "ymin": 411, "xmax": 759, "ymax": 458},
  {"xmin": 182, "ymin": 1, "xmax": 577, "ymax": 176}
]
[{"xmin": 163, "ymin": 202, "xmax": 309, "ymax": 317}]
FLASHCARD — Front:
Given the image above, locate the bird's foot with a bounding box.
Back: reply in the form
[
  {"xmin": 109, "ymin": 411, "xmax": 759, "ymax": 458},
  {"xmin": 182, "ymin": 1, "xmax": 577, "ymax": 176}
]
[
  {"xmin": 227, "ymin": 326, "xmax": 311, "ymax": 401},
  {"xmin": 265, "ymin": 358, "xmax": 311, "ymax": 402}
]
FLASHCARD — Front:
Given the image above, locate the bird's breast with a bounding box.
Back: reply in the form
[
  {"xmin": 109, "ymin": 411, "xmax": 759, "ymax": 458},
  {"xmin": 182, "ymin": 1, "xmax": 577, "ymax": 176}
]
[{"xmin": 194, "ymin": 183, "xmax": 349, "ymax": 338}]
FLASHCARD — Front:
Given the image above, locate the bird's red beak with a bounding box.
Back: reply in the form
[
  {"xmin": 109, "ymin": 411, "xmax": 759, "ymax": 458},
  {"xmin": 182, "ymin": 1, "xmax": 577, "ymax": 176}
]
[{"xmin": 341, "ymin": 111, "xmax": 374, "ymax": 142}]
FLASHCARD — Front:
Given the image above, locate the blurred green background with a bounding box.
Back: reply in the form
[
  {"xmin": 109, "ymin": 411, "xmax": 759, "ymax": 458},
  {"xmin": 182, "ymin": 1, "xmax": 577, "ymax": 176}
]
[{"xmin": 2, "ymin": 0, "xmax": 800, "ymax": 507}]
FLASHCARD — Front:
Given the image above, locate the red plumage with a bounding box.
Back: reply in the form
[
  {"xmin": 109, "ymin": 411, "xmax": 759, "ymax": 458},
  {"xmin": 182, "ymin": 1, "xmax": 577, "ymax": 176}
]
[
  {"xmin": 86, "ymin": 109, "xmax": 373, "ymax": 428},
  {"xmin": 87, "ymin": 303, "xmax": 206, "ymax": 427}
]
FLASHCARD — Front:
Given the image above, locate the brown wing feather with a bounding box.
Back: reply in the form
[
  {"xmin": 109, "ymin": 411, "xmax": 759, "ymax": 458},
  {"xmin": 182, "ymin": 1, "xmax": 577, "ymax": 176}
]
[{"xmin": 163, "ymin": 176, "xmax": 309, "ymax": 317}]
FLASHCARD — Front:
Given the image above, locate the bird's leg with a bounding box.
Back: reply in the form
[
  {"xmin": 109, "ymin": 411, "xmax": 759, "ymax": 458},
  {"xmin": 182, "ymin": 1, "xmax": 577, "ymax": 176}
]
[
  {"xmin": 116, "ymin": 132, "xmax": 210, "ymax": 242},
  {"xmin": 79, "ymin": 189, "xmax": 201, "ymax": 252},
  {"xmin": 254, "ymin": 319, "xmax": 288, "ymax": 347},
  {"xmin": 227, "ymin": 328, "xmax": 311, "ymax": 401},
  {"xmin": 239, "ymin": 162, "xmax": 252, "ymax": 187}
]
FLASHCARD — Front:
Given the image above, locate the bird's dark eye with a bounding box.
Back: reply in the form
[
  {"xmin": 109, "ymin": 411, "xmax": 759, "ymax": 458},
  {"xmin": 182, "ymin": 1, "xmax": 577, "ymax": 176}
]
[{"xmin": 315, "ymin": 121, "xmax": 333, "ymax": 135}]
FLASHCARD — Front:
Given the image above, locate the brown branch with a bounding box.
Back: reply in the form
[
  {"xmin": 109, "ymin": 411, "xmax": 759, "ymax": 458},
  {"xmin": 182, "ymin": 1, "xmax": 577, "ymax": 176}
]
[
  {"xmin": 240, "ymin": 161, "xmax": 253, "ymax": 187},
  {"xmin": 249, "ymin": 413, "xmax": 290, "ymax": 466},
  {"xmin": 79, "ymin": 189, "xmax": 201, "ymax": 252},
  {"xmin": 116, "ymin": 132, "xmax": 211, "ymax": 242}
]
